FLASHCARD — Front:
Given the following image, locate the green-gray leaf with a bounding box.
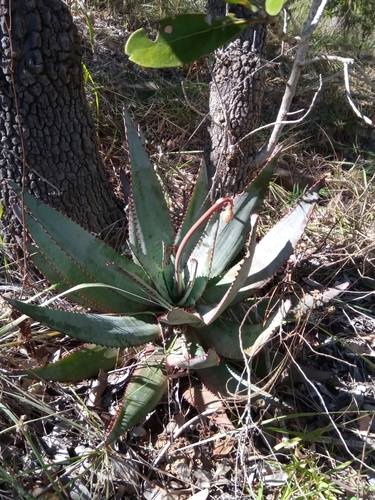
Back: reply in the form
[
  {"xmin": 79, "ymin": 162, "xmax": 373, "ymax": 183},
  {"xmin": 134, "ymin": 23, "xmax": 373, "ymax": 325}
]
[
  {"xmin": 16, "ymin": 345, "xmax": 120, "ymax": 382},
  {"xmin": 124, "ymin": 110, "xmax": 174, "ymax": 266},
  {"xmin": 106, "ymin": 350, "xmax": 167, "ymax": 443},
  {"xmin": 6, "ymin": 299, "xmax": 161, "ymax": 348}
]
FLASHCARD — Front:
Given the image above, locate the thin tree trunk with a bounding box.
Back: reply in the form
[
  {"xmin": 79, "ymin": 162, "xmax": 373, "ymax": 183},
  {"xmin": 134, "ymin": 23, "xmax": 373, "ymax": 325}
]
[
  {"xmin": 205, "ymin": 0, "xmax": 266, "ymax": 198},
  {"xmin": 0, "ymin": 0, "xmax": 124, "ymax": 249}
]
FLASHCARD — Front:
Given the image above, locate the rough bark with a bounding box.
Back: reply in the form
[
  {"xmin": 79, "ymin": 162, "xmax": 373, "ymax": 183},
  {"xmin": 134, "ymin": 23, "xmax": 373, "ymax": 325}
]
[
  {"xmin": 0, "ymin": 0, "xmax": 124, "ymax": 247},
  {"xmin": 205, "ymin": 0, "xmax": 266, "ymax": 198}
]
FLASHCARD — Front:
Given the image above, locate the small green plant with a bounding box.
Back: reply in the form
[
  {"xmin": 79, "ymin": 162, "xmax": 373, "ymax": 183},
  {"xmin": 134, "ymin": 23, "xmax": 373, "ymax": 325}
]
[{"xmin": 6, "ymin": 111, "xmax": 341, "ymax": 444}]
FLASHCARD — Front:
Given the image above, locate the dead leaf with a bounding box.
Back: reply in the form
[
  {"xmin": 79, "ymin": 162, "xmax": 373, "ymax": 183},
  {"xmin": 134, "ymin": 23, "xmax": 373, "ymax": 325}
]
[
  {"xmin": 183, "ymin": 385, "xmax": 234, "ymax": 429},
  {"xmin": 357, "ymin": 413, "xmax": 373, "ymax": 433},
  {"xmin": 187, "ymin": 489, "xmax": 210, "ymax": 500},
  {"xmin": 213, "ymin": 438, "xmax": 234, "ymax": 457}
]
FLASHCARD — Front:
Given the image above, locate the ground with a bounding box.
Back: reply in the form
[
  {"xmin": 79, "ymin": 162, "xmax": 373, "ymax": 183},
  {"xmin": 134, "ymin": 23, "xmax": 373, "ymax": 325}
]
[{"xmin": 1, "ymin": 3, "xmax": 375, "ymax": 499}]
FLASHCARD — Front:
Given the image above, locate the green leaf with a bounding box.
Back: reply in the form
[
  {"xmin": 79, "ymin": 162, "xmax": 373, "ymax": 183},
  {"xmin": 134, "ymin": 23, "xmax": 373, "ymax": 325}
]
[
  {"xmin": 17, "ymin": 345, "xmax": 120, "ymax": 382},
  {"xmin": 195, "ymin": 154, "xmax": 278, "ymax": 305},
  {"xmin": 125, "ymin": 14, "xmax": 249, "ymax": 68},
  {"xmin": 127, "ymin": 201, "xmax": 142, "ymax": 265},
  {"xmin": 166, "ymin": 331, "xmax": 219, "ymax": 369},
  {"xmin": 177, "ymin": 274, "xmax": 208, "ymax": 308},
  {"xmin": 191, "ymin": 154, "xmax": 277, "ymax": 290},
  {"xmin": 168, "ymin": 347, "xmax": 219, "ymax": 370},
  {"xmin": 199, "ymin": 214, "xmax": 258, "ymax": 325},
  {"xmin": 159, "ymin": 307, "xmax": 204, "ymax": 326},
  {"xmin": 106, "ymin": 349, "xmax": 167, "ymax": 443},
  {"xmin": 27, "ymin": 243, "xmax": 84, "ymax": 302},
  {"xmin": 292, "ymin": 282, "xmax": 349, "ymax": 316},
  {"xmin": 124, "ymin": 110, "xmax": 174, "ymax": 266},
  {"xmin": 174, "ymin": 161, "xmax": 211, "ymax": 257},
  {"xmin": 265, "ymin": 0, "xmax": 285, "ymax": 16},
  {"xmin": 203, "ymin": 180, "xmax": 321, "ymax": 305},
  {"xmin": 235, "ymin": 182, "xmax": 321, "ymax": 303},
  {"xmin": 11, "ymin": 184, "xmax": 152, "ymax": 311},
  {"xmin": 112, "ymin": 261, "xmax": 172, "ymax": 310},
  {"xmin": 209, "ymin": 153, "xmax": 278, "ymax": 278},
  {"xmin": 6, "ymin": 299, "xmax": 161, "ymax": 348},
  {"xmin": 24, "ymin": 228, "xmax": 145, "ymax": 314},
  {"xmin": 127, "ymin": 242, "xmax": 173, "ymax": 304},
  {"xmin": 189, "ymin": 212, "xmax": 220, "ymax": 279}
]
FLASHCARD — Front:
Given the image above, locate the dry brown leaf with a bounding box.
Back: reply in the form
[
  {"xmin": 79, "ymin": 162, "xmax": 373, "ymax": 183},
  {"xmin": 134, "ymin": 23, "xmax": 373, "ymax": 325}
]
[
  {"xmin": 187, "ymin": 489, "xmax": 210, "ymax": 500},
  {"xmin": 357, "ymin": 413, "xmax": 373, "ymax": 433},
  {"xmin": 212, "ymin": 438, "xmax": 234, "ymax": 456}
]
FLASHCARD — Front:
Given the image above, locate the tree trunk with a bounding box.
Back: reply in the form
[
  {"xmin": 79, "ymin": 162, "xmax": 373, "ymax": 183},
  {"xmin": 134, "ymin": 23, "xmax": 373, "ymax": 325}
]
[
  {"xmin": 0, "ymin": 0, "xmax": 124, "ymax": 248},
  {"xmin": 205, "ymin": 0, "xmax": 266, "ymax": 198}
]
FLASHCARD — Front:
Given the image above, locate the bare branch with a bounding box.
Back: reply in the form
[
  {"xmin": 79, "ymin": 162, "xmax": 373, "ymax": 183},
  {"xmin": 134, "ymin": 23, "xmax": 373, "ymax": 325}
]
[
  {"xmin": 301, "ymin": 54, "xmax": 375, "ymax": 91},
  {"xmin": 255, "ymin": 0, "xmax": 329, "ymax": 166},
  {"xmin": 234, "ymin": 75, "xmax": 322, "ymax": 148},
  {"xmin": 302, "ymin": 0, "xmax": 329, "ymax": 39},
  {"xmin": 300, "ymin": 54, "xmax": 375, "ymax": 126},
  {"xmin": 343, "ymin": 62, "xmax": 374, "ymax": 127}
]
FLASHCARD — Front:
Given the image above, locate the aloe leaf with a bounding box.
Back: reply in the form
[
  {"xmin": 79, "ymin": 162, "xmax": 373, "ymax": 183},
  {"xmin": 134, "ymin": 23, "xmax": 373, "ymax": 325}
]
[
  {"xmin": 244, "ymin": 300, "xmax": 291, "ymax": 358},
  {"xmin": 112, "ymin": 263, "xmax": 172, "ymax": 310},
  {"xmin": 174, "ymin": 161, "xmax": 211, "ymax": 259},
  {"xmin": 196, "ymin": 358, "xmax": 285, "ymax": 407},
  {"xmin": 292, "ymin": 282, "xmax": 349, "ymax": 316},
  {"xmin": 163, "ymin": 260, "xmax": 177, "ymax": 300},
  {"xmin": 128, "ymin": 243, "xmax": 172, "ymax": 303},
  {"xmin": 6, "ymin": 299, "xmax": 161, "ymax": 347},
  {"xmin": 159, "ymin": 308, "xmax": 204, "ymax": 326},
  {"xmin": 235, "ymin": 182, "xmax": 321, "ymax": 303},
  {"xmin": 203, "ymin": 180, "xmax": 321, "ymax": 305},
  {"xmin": 27, "ymin": 243, "xmax": 86, "ymax": 302},
  {"xmin": 11, "ymin": 184, "xmax": 152, "ymax": 308},
  {"xmin": 199, "ymin": 214, "xmax": 258, "ymax": 325},
  {"xmin": 166, "ymin": 331, "xmax": 220, "ymax": 369},
  {"xmin": 190, "ymin": 154, "xmax": 277, "ymax": 290},
  {"xmin": 176, "ymin": 259, "xmax": 209, "ymax": 308},
  {"xmin": 200, "ymin": 255, "xmax": 252, "ymax": 325},
  {"xmin": 127, "ymin": 202, "xmax": 141, "ymax": 265},
  {"xmin": 177, "ymin": 275, "xmax": 208, "ymax": 308},
  {"xmin": 198, "ymin": 300, "xmax": 291, "ymax": 359},
  {"xmin": 189, "ymin": 212, "xmax": 220, "ymax": 279},
  {"xmin": 227, "ymin": 283, "xmax": 348, "ymax": 325},
  {"xmin": 124, "ymin": 110, "xmax": 174, "ymax": 266},
  {"xmin": 176, "ymin": 258, "xmax": 198, "ymax": 306},
  {"xmin": 106, "ymin": 349, "xmax": 167, "ymax": 443},
  {"xmin": 22, "ymin": 220, "xmax": 145, "ymax": 314},
  {"xmin": 16, "ymin": 345, "xmax": 120, "ymax": 382},
  {"xmin": 209, "ymin": 153, "xmax": 278, "ymax": 278},
  {"xmin": 125, "ymin": 14, "xmax": 249, "ymax": 68},
  {"xmin": 168, "ymin": 347, "xmax": 219, "ymax": 370}
]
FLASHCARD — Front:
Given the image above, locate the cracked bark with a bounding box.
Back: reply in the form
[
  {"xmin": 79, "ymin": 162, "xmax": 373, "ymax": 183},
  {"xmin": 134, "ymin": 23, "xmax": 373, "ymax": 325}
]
[
  {"xmin": 0, "ymin": 0, "xmax": 124, "ymax": 247},
  {"xmin": 205, "ymin": 0, "xmax": 266, "ymax": 198}
]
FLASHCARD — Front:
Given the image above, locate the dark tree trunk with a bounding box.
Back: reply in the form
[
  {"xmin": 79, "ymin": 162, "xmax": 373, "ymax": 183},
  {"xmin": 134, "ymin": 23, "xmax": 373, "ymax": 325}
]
[
  {"xmin": 0, "ymin": 0, "xmax": 124, "ymax": 247},
  {"xmin": 205, "ymin": 0, "xmax": 266, "ymax": 198}
]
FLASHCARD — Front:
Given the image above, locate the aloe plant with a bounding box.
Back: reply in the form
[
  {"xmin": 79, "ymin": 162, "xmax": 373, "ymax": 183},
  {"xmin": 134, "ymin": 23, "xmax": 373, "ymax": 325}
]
[{"xmin": 6, "ymin": 111, "xmax": 341, "ymax": 444}]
